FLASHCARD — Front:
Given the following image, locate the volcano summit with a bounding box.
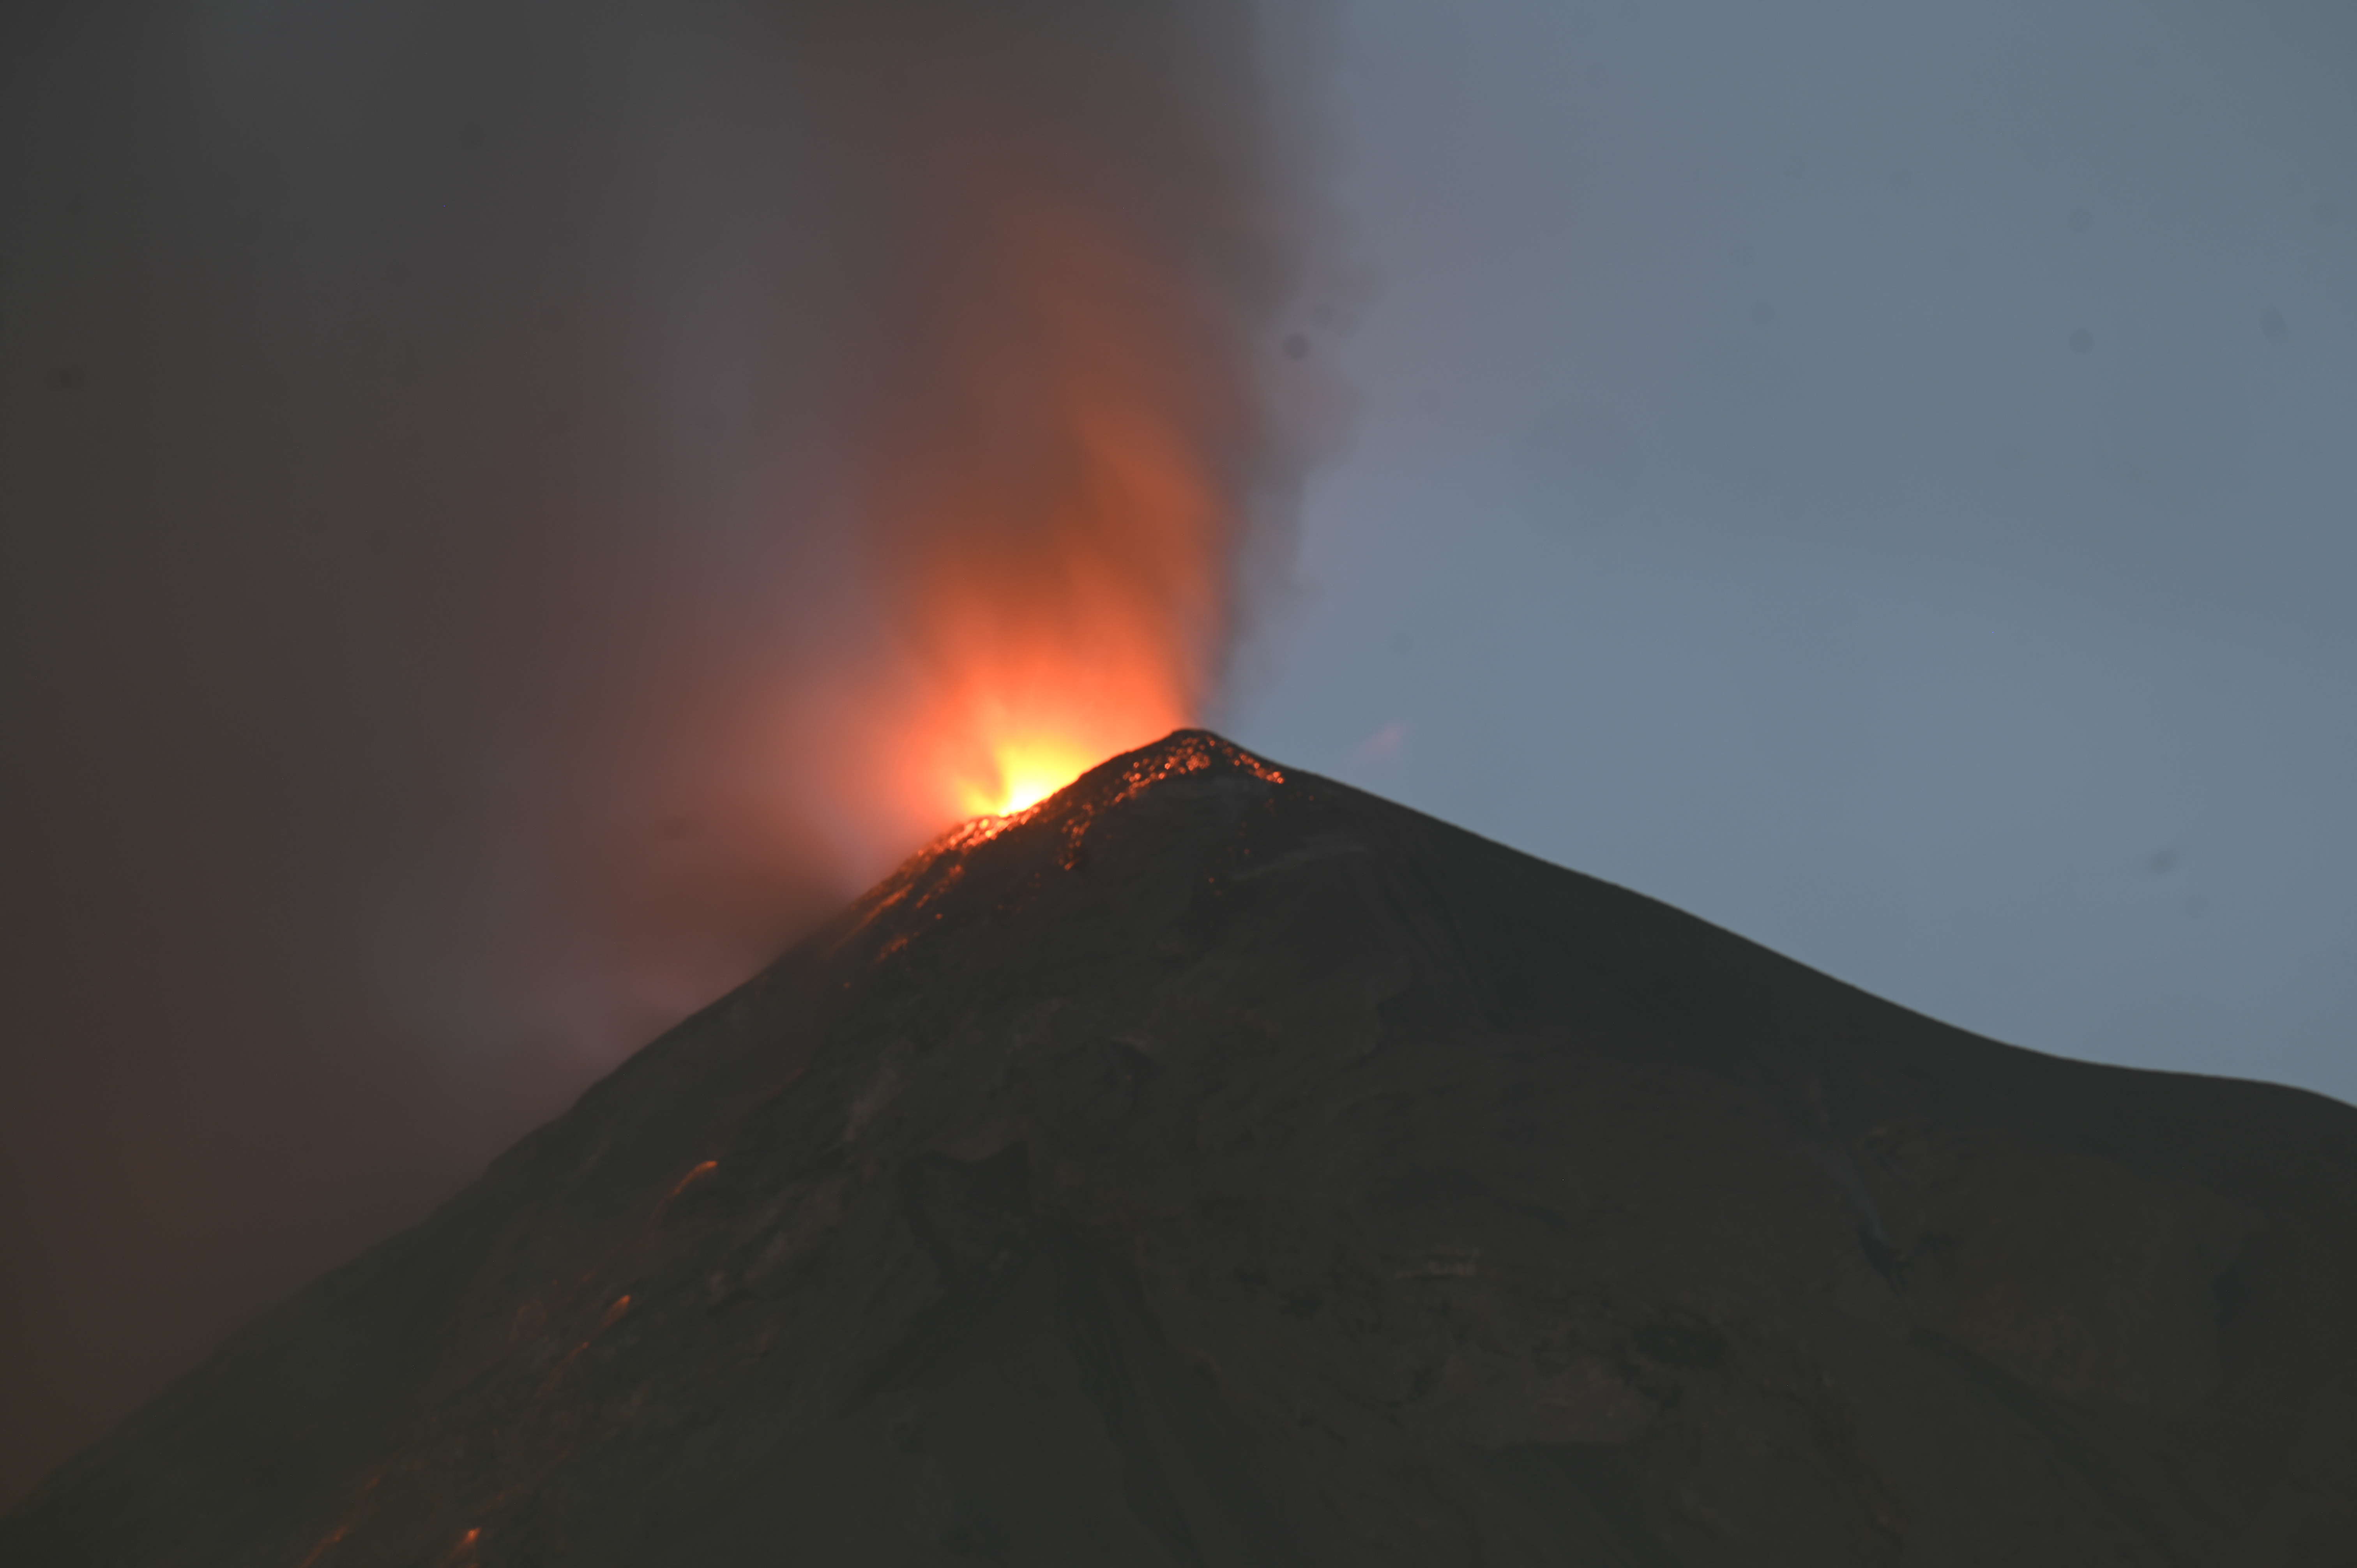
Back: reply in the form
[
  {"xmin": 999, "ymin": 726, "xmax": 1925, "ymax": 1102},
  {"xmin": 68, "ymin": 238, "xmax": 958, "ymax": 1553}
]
[{"xmin": 7, "ymin": 732, "xmax": 2355, "ymax": 1565}]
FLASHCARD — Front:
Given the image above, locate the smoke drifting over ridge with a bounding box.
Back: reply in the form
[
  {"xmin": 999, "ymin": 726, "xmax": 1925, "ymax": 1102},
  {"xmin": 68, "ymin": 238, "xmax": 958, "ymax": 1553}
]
[{"xmin": 0, "ymin": 0, "xmax": 1327, "ymax": 1507}]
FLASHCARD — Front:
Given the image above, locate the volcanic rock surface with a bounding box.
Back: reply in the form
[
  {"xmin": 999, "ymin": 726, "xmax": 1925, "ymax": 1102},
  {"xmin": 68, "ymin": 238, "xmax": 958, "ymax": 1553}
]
[{"xmin": 8, "ymin": 731, "xmax": 2357, "ymax": 1566}]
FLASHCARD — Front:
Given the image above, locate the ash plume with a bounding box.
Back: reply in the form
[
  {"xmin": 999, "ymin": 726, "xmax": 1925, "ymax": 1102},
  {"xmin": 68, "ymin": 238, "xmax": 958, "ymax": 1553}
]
[{"xmin": 0, "ymin": 0, "xmax": 1330, "ymax": 1508}]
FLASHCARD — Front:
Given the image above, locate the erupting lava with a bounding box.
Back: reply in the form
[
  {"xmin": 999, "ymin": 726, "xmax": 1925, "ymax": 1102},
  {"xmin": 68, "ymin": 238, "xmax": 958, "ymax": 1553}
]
[
  {"xmin": 773, "ymin": 1, "xmax": 1312, "ymax": 871},
  {"xmin": 925, "ymin": 638, "xmax": 1199, "ymax": 823},
  {"xmin": 816, "ymin": 27, "xmax": 1263, "ymax": 847},
  {"xmin": 958, "ymin": 735, "xmax": 1101, "ymax": 819},
  {"xmin": 923, "ymin": 659, "xmax": 1194, "ymax": 824}
]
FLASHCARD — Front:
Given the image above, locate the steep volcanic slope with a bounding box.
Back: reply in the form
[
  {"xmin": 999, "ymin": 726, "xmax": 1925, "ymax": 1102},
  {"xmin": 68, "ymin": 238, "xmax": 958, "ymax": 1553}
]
[{"xmin": 7, "ymin": 732, "xmax": 2356, "ymax": 1567}]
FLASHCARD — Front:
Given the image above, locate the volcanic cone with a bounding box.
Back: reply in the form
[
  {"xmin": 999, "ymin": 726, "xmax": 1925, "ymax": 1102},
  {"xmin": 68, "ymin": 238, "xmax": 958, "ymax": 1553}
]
[{"xmin": 8, "ymin": 731, "xmax": 2354, "ymax": 1566}]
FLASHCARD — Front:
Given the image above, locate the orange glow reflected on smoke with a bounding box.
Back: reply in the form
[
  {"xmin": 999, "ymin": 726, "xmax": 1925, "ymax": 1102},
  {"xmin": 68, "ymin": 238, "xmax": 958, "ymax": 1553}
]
[{"xmin": 798, "ymin": 15, "xmax": 1269, "ymax": 859}]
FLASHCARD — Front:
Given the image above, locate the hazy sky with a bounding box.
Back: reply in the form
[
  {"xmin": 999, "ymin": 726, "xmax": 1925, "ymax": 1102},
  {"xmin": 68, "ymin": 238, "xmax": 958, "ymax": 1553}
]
[
  {"xmin": 1232, "ymin": 0, "xmax": 2357, "ymax": 1110},
  {"xmin": 2, "ymin": 0, "xmax": 2351, "ymax": 1516}
]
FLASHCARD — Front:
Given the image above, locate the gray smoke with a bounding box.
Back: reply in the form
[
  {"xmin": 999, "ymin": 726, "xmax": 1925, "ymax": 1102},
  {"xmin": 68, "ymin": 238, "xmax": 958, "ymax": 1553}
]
[{"xmin": 0, "ymin": 0, "xmax": 1327, "ymax": 1506}]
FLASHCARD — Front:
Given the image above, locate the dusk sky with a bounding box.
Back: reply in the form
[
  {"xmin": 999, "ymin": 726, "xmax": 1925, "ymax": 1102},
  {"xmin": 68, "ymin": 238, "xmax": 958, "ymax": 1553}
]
[
  {"xmin": 3, "ymin": 0, "xmax": 2351, "ymax": 1514},
  {"xmin": 1233, "ymin": 0, "xmax": 2356, "ymax": 1112}
]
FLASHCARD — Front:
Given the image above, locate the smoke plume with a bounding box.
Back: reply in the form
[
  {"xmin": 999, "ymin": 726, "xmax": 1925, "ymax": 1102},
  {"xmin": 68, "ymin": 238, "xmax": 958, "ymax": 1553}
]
[{"xmin": 0, "ymin": 0, "xmax": 1328, "ymax": 1508}]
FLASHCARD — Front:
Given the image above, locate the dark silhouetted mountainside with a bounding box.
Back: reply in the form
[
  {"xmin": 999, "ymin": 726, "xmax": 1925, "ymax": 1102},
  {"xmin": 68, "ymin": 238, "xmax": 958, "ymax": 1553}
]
[{"xmin": 7, "ymin": 731, "xmax": 2355, "ymax": 1566}]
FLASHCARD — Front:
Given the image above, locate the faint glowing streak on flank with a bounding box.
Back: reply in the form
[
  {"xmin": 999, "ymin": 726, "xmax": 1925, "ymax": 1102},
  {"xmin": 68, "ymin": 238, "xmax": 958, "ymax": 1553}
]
[
  {"xmin": 295, "ymin": 1473, "xmax": 382, "ymax": 1568},
  {"xmin": 664, "ymin": 1160, "xmax": 719, "ymax": 1204}
]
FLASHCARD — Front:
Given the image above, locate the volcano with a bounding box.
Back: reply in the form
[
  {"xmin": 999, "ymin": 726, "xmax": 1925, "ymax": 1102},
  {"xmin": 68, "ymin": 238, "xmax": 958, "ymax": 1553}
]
[{"xmin": 7, "ymin": 731, "xmax": 2355, "ymax": 1566}]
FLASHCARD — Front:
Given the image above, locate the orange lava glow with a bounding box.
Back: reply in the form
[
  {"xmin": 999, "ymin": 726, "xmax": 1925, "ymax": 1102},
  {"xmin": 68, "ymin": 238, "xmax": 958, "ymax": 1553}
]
[
  {"xmin": 958, "ymin": 735, "xmax": 1114, "ymax": 818},
  {"xmin": 792, "ymin": 12, "xmax": 1272, "ymax": 862},
  {"xmin": 838, "ymin": 160, "xmax": 1225, "ymax": 835}
]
